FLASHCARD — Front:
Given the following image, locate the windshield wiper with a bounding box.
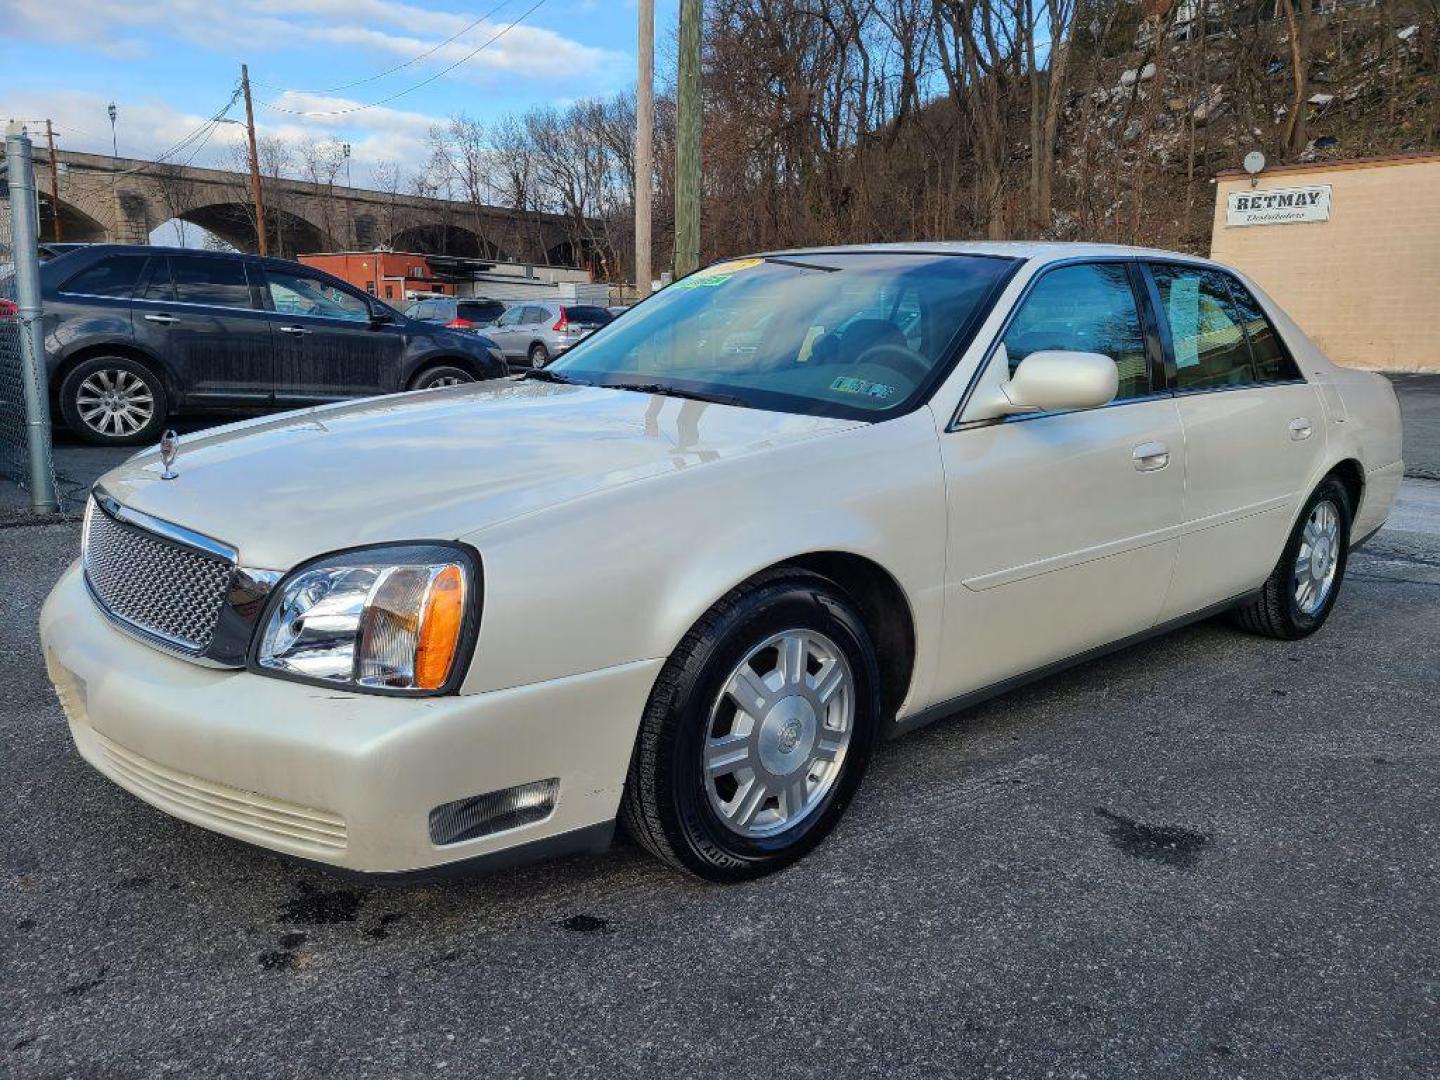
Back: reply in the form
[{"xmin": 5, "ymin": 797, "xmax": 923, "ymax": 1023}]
[{"xmin": 604, "ymin": 381, "xmax": 753, "ymax": 409}]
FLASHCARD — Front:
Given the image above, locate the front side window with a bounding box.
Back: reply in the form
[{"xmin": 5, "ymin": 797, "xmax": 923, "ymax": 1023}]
[
  {"xmin": 550, "ymin": 252, "xmax": 1015, "ymax": 419},
  {"xmin": 1002, "ymin": 263, "xmax": 1151, "ymax": 401},
  {"xmin": 60, "ymin": 255, "xmax": 149, "ymax": 299},
  {"xmin": 495, "ymin": 306, "xmax": 524, "ymax": 327},
  {"xmin": 169, "ymin": 256, "xmax": 254, "ymax": 309},
  {"xmin": 266, "ymin": 270, "xmax": 370, "ymax": 322},
  {"xmin": 1149, "ymin": 264, "xmax": 1256, "ymax": 389}
]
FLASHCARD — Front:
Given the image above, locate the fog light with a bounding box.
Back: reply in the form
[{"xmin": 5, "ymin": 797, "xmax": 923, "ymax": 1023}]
[{"xmin": 428, "ymin": 779, "xmax": 559, "ymax": 846}]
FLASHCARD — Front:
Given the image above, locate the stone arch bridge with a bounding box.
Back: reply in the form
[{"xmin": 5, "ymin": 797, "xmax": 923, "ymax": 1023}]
[{"xmin": 29, "ymin": 148, "xmax": 593, "ymax": 267}]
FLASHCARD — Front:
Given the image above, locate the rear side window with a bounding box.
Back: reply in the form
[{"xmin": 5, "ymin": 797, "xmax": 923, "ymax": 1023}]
[
  {"xmin": 60, "ymin": 255, "xmax": 149, "ymax": 298},
  {"xmin": 1148, "ymin": 265, "xmax": 1256, "ymax": 390},
  {"xmin": 1002, "ymin": 262, "xmax": 1151, "ymax": 401},
  {"xmin": 522, "ymin": 306, "xmax": 550, "ymax": 324},
  {"xmin": 168, "ymin": 256, "xmax": 254, "ymax": 309},
  {"xmin": 1223, "ymin": 278, "xmax": 1303, "ymax": 382}
]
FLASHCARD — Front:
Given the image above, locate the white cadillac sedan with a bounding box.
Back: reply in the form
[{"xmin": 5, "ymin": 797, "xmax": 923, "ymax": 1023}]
[{"xmin": 41, "ymin": 243, "xmax": 1403, "ymax": 882}]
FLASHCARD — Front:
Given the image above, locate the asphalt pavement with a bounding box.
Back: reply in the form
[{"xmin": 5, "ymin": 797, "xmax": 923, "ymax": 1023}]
[{"xmin": 1, "ymin": 381, "xmax": 1438, "ymax": 1078}]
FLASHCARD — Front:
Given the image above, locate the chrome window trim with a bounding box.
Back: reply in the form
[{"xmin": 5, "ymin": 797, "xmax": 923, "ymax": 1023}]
[
  {"xmin": 130, "ymin": 295, "xmax": 268, "ymax": 316},
  {"xmin": 85, "ymin": 488, "xmax": 283, "ymax": 669},
  {"xmin": 946, "ymin": 255, "xmax": 1158, "ymax": 433}
]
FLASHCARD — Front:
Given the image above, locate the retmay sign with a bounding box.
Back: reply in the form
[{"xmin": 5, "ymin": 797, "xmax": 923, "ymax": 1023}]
[{"xmin": 1226, "ymin": 185, "xmax": 1332, "ymax": 227}]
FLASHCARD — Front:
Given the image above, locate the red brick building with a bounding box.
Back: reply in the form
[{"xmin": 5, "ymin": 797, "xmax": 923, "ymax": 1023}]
[{"xmin": 298, "ymin": 252, "xmax": 454, "ymax": 303}]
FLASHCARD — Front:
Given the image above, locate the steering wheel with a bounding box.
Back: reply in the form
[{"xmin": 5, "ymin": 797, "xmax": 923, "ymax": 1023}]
[{"xmin": 853, "ymin": 343, "xmax": 931, "ymax": 385}]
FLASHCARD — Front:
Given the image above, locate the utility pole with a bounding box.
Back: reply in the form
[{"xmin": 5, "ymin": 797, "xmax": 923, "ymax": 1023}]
[
  {"xmin": 673, "ymin": 0, "xmax": 702, "ymax": 278},
  {"xmin": 634, "ymin": 0, "xmax": 654, "ymax": 298},
  {"xmin": 44, "ymin": 120, "xmax": 62, "ymax": 241},
  {"xmin": 240, "ymin": 64, "xmax": 269, "ymax": 256}
]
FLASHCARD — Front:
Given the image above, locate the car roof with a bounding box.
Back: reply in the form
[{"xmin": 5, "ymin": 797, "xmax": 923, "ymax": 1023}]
[{"xmin": 751, "ymin": 240, "xmax": 1222, "ymax": 269}]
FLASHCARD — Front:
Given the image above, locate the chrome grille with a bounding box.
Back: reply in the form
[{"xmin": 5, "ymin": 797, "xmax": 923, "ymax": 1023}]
[{"xmin": 83, "ymin": 496, "xmax": 235, "ymax": 653}]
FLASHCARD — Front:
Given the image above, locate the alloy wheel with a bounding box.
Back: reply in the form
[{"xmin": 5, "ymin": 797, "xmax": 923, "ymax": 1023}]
[
  {"xmin": 75, "ymin": 368, "xmax": 155, "ymax": 438},
  {"xmin": 1294, "ymin": 497, "xmax": 1341, "ymax": 616},
  {"xmin": 703, "ymin": 629, "xmax": 854, "ymax": 839}
]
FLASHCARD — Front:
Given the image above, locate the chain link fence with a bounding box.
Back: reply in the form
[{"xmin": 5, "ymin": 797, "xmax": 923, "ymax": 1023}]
[{"xmin": 1, "ymin": 124, "xmax": 61, "ymax": 514}]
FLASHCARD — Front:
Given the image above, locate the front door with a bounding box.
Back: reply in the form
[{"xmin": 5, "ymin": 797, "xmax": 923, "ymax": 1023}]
[
  {"xmin": 130, "ymin": 254, "xmax": 275, "ymax": 406},
  {"xmin": 1142, "ymin": 262, "xmax": 1328, "ymax": 620},
  {"xmin": 486, "ymin": 305, "xmax": 528, "ymax": 361},
  {"xmin": 934, "ymin": 261, "xmax": 1186, "ymax": 703},
  {"xmin": 261, "ymin": 266, "xmax": 404, "ymax": 402}
]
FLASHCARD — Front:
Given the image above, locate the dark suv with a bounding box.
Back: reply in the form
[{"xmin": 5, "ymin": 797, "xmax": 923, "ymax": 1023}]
[{"xmin": 39, "ymin": 245, "xmax": 508, "ymax": 445}]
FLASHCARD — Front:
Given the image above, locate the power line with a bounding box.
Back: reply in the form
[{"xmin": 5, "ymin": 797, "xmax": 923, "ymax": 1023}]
[
  {"xmin": 261, "ymin": 0, "xmax": 549, "ymax": 118},
  {"xmin": 252, "ymin": 0, "xmax": 517, "ymax": 96}
]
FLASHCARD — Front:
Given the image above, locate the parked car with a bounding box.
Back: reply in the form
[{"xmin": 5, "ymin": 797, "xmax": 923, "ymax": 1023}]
[
  {"xmin": 41, "ymin": 243, "xmax": 1402, "ymax": 883},
  {"xmin": 485, "ymin": 302, "xmax": 614, "ymax": 369},
  {"xmin": 37, "ymin": 245, "xmax": 508, "ymax": 445},
  {"xmin": 402, "ymin": 295, "xmax": 508, "ymax": 330}
]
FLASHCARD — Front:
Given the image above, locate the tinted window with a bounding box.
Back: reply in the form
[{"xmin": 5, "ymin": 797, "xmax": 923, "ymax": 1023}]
[
  {"xmin": 563, "ymin": 306, "xmax": 613, "ymax": 325},
  {"xmin": 60, "ymin": 255, "xmax": 148, "ymax": 298},
  {"xmin": 1150, "ymin": 264, "xmax": 1255, "ymax": 389},
  {"xmin": 1002, "ymin": 263, "xmax": 1150, "ymax": 400},
  {"xmin": 402, "ymin": 302, "xmax": 422, "ymax": 319},
  {"xmin": 522, "ymin": 306, "xmax": 550, "ymax": 324},
  {"xmin": 169, "ymin": 256, "xmax": 254, "ymax": 308},
  {"xmin": 458, "ymin": 300, "xmax": 504, "ymax": 323},
  {"xmin": 1223, "ymin": 278, "xmax": 1302, "ymax": 382},
  {"xmin": 266, "ymin": 269, "xmax": 370, "ymax": 322},
  {"xmin": 549, "ymin": 252, "xmax": 1014, "ymax": 419},
  {"xmin": 140, "ymin": 260, "xmax": 175, "ymax": 302}
]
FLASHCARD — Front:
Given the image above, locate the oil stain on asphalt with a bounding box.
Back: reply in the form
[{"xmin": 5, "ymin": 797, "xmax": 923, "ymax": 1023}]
[
  {"xmin": 279, "ymin": 882, "xmax": 366, "ymax": 925},
  {"xmin": 1095, "ymin": 807, "xmax": 1211, "ymax": 869}
]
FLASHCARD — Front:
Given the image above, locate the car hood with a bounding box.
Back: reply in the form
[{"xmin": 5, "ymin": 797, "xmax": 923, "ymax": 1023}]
[{"xmin": 98, "ymin": 381, "xmax": 863, "ymax": 570}]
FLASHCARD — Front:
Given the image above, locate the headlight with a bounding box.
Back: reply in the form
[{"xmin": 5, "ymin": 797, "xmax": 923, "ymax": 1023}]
[{"xmin": 253, "ymin": 543, "xmax": 479, "ymax": 695}]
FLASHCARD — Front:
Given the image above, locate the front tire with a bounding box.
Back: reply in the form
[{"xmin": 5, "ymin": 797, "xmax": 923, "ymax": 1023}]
[
  {"xmin": 1231, "ymin": 476, "xmax": 1352, "ymax": 640},
  {"xmin": 621, "ymin": 570, "xmax": 882, "ymax": 882},
  {"xmin": 58, "ymin": 356, "xmax": 168, "ymax": 446},
  {"xmin": 409, "ymin": 364, "xmax": 475, "ymax": 391}
]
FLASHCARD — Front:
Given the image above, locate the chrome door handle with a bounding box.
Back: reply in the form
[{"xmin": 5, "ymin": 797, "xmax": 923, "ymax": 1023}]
[
  {"xmin": 1289, "ymin": 417, "xmax": 1313, "ymax": 441},
  {"xmin": 278, "ymin": 326, "xmax": 312, "ymax": 336},
  {"xmin": 143, "ymin": 313, "xmax": 178, "ymax": 325},
  {"xmin": 1132, "ymin": 441, "xmax": 1170, "ymax": 472}
]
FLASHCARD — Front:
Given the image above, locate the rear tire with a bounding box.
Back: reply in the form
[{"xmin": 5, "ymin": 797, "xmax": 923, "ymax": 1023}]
[
  {"xmin": 1230, "ymin": 476, "xmax": 1352, "ymax": 640},
  {"xmin": 58, "ymin": 356, "xmax": 168, "ymax": 447},
  {"xmin": 528, "ymin": 343, "xmax": 550, "ymax": 369},
  {"xmin": 621, "ymin": 570, "xmax": 881, "ymax": 882},
  {"xmin": 409, "ymin": 364, "xmax": 475, "ymax": 391}
]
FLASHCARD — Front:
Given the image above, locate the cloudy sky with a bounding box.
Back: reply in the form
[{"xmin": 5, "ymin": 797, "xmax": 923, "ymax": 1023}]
[{"xmin": 1, "ymin": 0, "xmax": 677, "ymax": 185}]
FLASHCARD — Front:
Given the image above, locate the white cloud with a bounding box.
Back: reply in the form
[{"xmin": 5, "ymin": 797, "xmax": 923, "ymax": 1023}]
[
  {"xmin": 6, "ymin": 0, "xmax": 626, "ymax": 89},
  {"xmin": 1, "ymin": 88, "xmax": 439, "ymax": 176}
]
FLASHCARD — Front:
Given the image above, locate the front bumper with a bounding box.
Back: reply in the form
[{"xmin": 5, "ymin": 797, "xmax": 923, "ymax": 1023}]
[{"xmin": 40, "ymin": 562, "xmax": 663, "ymax": 874}]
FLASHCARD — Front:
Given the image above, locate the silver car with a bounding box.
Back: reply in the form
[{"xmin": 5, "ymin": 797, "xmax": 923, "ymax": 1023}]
[{"xmin": 486, "ymin": 302, "xmax": 614, "ymax": 369}]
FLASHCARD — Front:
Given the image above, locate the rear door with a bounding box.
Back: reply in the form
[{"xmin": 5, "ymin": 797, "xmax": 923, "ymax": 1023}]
[
  {"xmin": 130, "ymin": 254, "xmax": 275, "ymax": 405},
  {"xmin": 260, "ymin": 264, "xmax": 404, "ymax": 402},
  {"xmin": 1142, "ymin": 261, "xmax": 1327, "ymax": 620}
]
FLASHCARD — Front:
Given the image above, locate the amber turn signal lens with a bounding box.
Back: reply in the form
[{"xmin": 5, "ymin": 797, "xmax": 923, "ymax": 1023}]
[{"xmin": 415, "ymin": 564, "xmax": 465, "ymax": 689}]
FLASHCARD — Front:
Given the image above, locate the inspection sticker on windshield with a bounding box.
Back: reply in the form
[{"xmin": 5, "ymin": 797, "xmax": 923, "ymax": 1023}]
[
  {"xmin": 677, "ymin": 258, "xmax": 764, "ymax": 288},
  {"xmin": 830, "ymin": 376, "xmax": 895, "ymax": 400}
]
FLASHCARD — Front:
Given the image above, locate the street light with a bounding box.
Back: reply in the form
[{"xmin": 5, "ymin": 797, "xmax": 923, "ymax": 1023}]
[
  {"xmin": 107, "ymin": 102, "xmax": 119, "ymax": 242},
  {"xmin": 342, "ymin": 143, "xmax": 353, "ymax": 248}
]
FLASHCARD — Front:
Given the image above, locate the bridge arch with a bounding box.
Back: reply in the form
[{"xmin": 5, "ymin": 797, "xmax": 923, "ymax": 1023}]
[
  {"xmin": 37, "ymin": 194, "xmax": 108, "ymax": 245},
  {"xmin": 175, "ymin": 201, "xmax": 333, "ymax": 257}
]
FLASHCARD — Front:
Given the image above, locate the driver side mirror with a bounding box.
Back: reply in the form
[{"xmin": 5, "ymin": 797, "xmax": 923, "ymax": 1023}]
[
  {"xmin": 369, "ymin": 308, "xmax": 396, "ymax": 327},
  {"xmin": 964, "ymin": 348, "xmax": 1119, "ymax": 422}
]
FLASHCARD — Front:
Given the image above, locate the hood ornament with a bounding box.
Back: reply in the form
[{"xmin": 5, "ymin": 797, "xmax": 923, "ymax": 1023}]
[{"xmin": 159, "ymin": 429, "xmax": 180, "ymax": 480}]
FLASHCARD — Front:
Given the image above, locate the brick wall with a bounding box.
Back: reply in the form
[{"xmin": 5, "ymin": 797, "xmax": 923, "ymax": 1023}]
[{"xmin": 1210, "ymin": 155, "xmax": 1440, "ymax": 371}]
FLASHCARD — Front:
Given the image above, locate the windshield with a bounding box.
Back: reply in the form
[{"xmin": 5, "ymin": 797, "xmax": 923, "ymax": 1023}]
[{"xmin": 547, "ymin": 252, "xmax": 1014, "ymax": 419}]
